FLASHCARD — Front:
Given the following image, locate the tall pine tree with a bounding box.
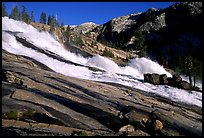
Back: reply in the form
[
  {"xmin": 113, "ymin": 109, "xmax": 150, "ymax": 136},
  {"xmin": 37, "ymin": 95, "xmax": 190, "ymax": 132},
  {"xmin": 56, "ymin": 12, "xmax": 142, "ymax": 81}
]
[
  {"xmin": 60, "ymin": 21, "xmax": 65, "ymax": 30},
  {"xmin": 2, "ymin": 4, "xmax": 8, "ymax": 17},
  {"xmin": 30, "ymin": 11, "xmax": 35, "ymax": 22},
  {"xmin": 40, "ymin": 12, "xmax": 46, "ymax": 24},
  {"xmin": 47, "ymin": 15, "xmax": 52, "ymax": 26},
  {"xmin": 10, "ymin": 5, "xmax": 20, "ymax": 20},
  {"xmin": 21, "ymin": 6, "xmax": 31, "ymax": 23}
]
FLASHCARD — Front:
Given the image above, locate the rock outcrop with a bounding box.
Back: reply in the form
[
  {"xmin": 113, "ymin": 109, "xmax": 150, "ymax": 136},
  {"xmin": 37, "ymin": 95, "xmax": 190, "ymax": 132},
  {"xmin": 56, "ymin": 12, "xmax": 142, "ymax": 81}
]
[
  {"xmin": 72, "ymin": 22, "xmax": 99, "ymax": 34},
  {"xmin": 2, "ymin": 50, "xmax": 202, "ymax": 136}
]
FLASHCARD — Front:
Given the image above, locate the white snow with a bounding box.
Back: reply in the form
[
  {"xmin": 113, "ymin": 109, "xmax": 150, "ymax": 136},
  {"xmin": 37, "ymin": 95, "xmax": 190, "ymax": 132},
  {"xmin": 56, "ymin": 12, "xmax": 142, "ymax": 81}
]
[{"xmin": 2, "ymin": 17, "xmax": 202, "ymax": 107}]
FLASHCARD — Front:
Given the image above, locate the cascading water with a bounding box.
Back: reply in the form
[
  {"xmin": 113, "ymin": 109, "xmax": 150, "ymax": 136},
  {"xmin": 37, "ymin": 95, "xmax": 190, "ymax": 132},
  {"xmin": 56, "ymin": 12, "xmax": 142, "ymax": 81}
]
[{"xmin": 2, "ymin": 17, "xmax": 202, "ymax": 107}]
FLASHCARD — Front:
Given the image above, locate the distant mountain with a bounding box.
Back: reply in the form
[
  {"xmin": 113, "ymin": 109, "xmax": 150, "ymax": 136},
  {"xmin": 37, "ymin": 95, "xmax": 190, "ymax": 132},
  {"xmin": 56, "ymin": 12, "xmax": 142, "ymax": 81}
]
[{"xmin": 85, "ymin": 2, "xmax": 202, "ymax": 78}]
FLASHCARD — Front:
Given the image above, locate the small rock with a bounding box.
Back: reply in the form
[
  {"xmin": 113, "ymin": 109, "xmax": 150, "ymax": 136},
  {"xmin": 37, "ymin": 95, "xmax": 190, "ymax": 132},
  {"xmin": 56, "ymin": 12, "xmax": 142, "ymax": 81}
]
[
  {"xmin": 119, "ymin": 124, "xmax": 135, "ymax": 134},
  {"xmin": 178, "ymin": 81, "xmax": 192, "ymax": 90},
  {"xmin": 141, "ymin": 118, "xmax": 148, "ymax": 127},
  {"xmin": 142, "ymin": 118, "xmax": 148, "ymax": 124},
  {"xmin": 154, "ymin": 120, "xmax": 163, "ymax": 131}
]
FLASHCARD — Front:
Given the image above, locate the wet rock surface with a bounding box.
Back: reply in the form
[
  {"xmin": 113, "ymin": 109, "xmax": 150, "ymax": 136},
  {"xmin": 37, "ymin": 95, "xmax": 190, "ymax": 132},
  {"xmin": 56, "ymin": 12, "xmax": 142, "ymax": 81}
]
[{"xmin": 2, "ymin": 50, "xmax": 202, "ymax": 136}]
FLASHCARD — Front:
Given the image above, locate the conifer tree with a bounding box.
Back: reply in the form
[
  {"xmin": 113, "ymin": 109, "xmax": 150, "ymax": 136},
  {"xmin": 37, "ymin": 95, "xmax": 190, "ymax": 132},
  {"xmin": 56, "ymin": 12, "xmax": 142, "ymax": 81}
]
[
  {"xmin": 63, "ymin": 25, "xmax": 71, "ymax": 42},
  {"xmin": 47, "ymin": 15, "xmax": 51, "ymax": 25},
  {"xmin": 40, "ymin": 12, "xmax": 46, "ymax": 24},
  {"xmin": 20, "ymin": 6, "xmax": 30, "ymax": 23},
  {"xmin": 60, "ymin": 21, "xmax": 65, "ymax": 30},
  {"xmin": 132, "ymin": 30, "xmax": 147, "ymax": 57},
  {"xmin": 2, "ymin": 4, "xmax": 8, "ymax": 17},
  {"xmin": 30, "ymin": 11, "xmax": 35, "ymax": 22},
  {"xmin": 10, "ymin": 5, "xmax": 20, "ymax": 20},
  {"xmin": 51, "ymin": 15, "xmax": 56, "ymax": 27}
]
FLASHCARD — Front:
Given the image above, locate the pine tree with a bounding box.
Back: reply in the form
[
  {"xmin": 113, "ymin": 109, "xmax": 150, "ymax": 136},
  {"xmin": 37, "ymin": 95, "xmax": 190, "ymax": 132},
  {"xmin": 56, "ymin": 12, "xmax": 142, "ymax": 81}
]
[
  {"xmin": 47, "ymin": 15, "xmax": 51, "ymax": 25},
  {"xmin": 2, "ymin": 4, "xmax": 8, "ymax": 17},
  {"xmin": 21, "ymin": 6, "xmax": 26, "ymax": 21},
  {"xmin": 51, "ymin": 15, "xmax": 56, "ymax": 27},
  {"xmin": 30, "ymin": 11, "xmax": 35, "ymax": 22},
  {"xmin": 132, "ymin": 30, "xmax": 147, "ymax": 57},
  {"xmin": 47, "ymin": 15, "xmax": 55, "ymax": 32},
  {"xmin": 184, "ymin": 55, "xmax": 193, "ymax": 86},
  {"xmin": 20, "ymin": 6, "xmax": 30, "ymax": 24},
  {"xmin": 60, "ymin": 21, "xmax": 65, "ymax": 30},
  {"xmin": 40, "ymin": 12, "xmax": 46, "ymax": 24},
  {"xmin": 63, "ymin": 25, "xmax": 71, "ymax": 42},
  {"xmin": 10, "ymin": 5, "xmax": 20, "ymax": 20},
  {"xmin": 49, "ymin": 15, "xmax": 55, "ymax": 32}
]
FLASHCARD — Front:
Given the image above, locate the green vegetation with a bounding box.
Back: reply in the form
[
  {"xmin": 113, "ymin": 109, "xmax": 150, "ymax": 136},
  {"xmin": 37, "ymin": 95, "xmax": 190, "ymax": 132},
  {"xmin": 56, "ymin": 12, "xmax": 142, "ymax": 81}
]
[
  {"xmin": 74, "ymin": 36, "xmax": 83, "ymax": 46},
  {"xmin": 9, "ymin": 5, "xmax": 20, "ymax": 20},
  {"xmin": 30, "ymin": 11, "xmax": 35, "ymax": 22},
  {"xmin": 78, "ymin": 131, "xmax": 88, "ymax": 136},
  {"xmin": 63, "ymin": 26, "xmax": 71, "ymax": 43},
  {"xmin": 2, "ymin": 4, "xmax": 8, "ymax": 17},
  {"xmin": 21, "ymin": 6, "xmax": 31, "ymax": 23},
  {"xmin": 60, "ymin": 21, "xmax": 65, "ymax": 30},
  {"xmin": 2, "ymin": 111, "xmax": 21, "ymax": 119},
  {"xmin": 4, "ymin": 4, "xmax": 33, "ymax": 24},
  {"xmin": 47, "ymin": 15, "xmax": 56, "ymax": 32},
  {"xmin": 40, "ymin": 12, "xmax": 46, "ymax": 24},
  {"xmin": 2, "ymin": 110, "xmax": 37, "ymax": 120},
  {"xmin": 102, "ymin": 48, "xmax": 114, "ymax": 58},
  {"xmin": 131, "ymin": 30, "xmax": 147, "ymax": 57},
  {"xmin": 91, "ymin": 41, "xmax": 97, "ymax": 46}
]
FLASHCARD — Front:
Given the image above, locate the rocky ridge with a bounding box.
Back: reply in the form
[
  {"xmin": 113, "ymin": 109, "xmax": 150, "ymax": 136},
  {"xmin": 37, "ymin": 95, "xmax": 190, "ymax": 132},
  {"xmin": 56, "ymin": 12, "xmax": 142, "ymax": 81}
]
[
  {"xmin": 71, "ymin": 22, "xmax": 99, "ymax": 34},
  {"xmin": 89, "ymin": 2, "xmax": 202, "ymax": 73}
]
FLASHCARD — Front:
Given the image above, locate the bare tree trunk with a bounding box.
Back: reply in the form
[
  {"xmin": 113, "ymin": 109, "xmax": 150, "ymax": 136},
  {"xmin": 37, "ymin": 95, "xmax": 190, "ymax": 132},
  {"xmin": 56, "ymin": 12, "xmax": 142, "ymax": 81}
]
[{"xmin": 189, "ymin": 74, "xmax": 192, "ymax": 86}]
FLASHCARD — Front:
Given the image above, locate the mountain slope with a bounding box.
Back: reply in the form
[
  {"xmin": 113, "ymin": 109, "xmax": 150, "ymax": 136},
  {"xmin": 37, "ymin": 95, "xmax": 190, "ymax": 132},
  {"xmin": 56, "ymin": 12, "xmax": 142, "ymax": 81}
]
[{"xmin": 90, "ymin": 2, "xmax": 202, "ymax": 77}]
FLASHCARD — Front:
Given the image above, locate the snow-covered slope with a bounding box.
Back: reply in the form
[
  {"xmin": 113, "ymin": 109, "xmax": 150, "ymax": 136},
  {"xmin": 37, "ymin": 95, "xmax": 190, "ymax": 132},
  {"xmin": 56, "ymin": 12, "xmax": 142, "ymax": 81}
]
[{"xmin": 2, "ymin": 17, "xmax": 202, "ymax": 107}]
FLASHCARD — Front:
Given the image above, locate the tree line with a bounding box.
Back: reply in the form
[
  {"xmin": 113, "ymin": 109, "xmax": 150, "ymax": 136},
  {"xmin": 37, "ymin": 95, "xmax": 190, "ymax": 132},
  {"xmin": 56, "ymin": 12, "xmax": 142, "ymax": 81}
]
[
  {"xmin": 2, "ymin": 4, "xmax": 34, "ymax": 23},
  {"xmin": 2, "ymin": 4, "xmax": 65, "ymax": 33}
]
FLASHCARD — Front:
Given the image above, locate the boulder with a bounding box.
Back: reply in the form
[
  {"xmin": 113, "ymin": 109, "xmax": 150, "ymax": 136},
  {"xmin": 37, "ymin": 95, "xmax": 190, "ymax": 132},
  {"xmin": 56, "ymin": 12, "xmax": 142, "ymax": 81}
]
[
  {"xmin": 143, "ymin": 73, "xmax": 195, "ymax": 91},
  {"xmin": 172, "ymin": 74, "xmax": 182, "ymax": 83},
  {"xmin": 121, "ymin": 106, "xmax": 150, "ymax": 127},
  {"xmin": 159, "ymin": 74, "xmax": 169, "ymax": 85},
  {"xmin": 153, "ymin": 120, "xmax": 163, "ymax": 131},
  {"xmin": 144, "ymin": 73, "xmax": 160, "ymax": 85},
  {"xmin": 177, "ymin": 81, "xmax": 192, "ymax": 90},
  {"xmin": 118, "ymin": 124, "xmax": 135, "ymax": 134}
]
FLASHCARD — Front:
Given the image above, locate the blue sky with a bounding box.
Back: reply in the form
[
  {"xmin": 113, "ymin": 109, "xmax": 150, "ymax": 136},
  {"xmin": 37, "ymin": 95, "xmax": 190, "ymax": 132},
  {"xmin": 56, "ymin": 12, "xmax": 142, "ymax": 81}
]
[{"xmin": 3, "ymin": 2, "xmax": 175, "ymax": 25}]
